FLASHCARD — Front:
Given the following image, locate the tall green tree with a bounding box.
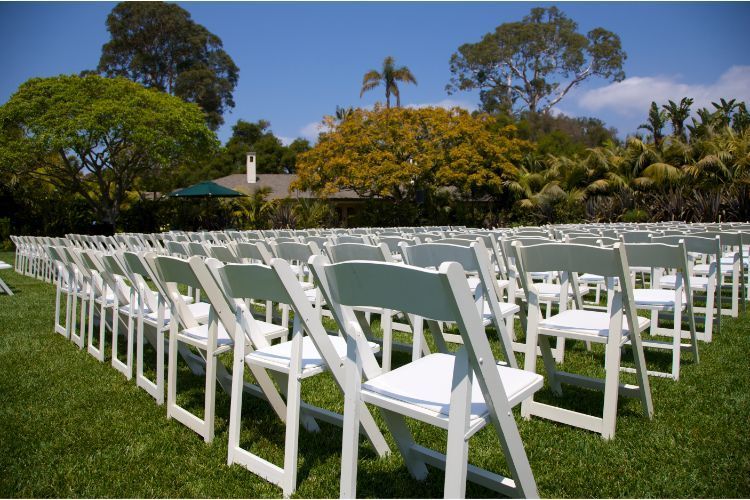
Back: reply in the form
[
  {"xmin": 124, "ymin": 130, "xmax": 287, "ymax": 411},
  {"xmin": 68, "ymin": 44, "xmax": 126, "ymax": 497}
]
[
  {"xmin": 447, "ymin": 6, "xmax": 626, "ymax": 114},
  {"xmin": 360, "ymin": 56, "xmax": 417, "ymax": 108},
  {"xmin": 0, "ymin": 75, "xmax": 217, "ymax": 228},
  {"xmin": 97, "ymin": 2, "xmax": 239, "ymax": 130}
]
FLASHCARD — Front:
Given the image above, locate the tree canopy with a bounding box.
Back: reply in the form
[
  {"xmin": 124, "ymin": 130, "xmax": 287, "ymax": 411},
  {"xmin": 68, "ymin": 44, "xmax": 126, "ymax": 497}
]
[
  {"xmin": 293, "ymin": 106, "xmax": 532, "ymax": 202},
  {"xmin": 447, "ymin": 6, "xmax": 626, "ymax": 115},
  {"xmin": 97, "ymin": 2, "xmax": 239, "ymax": 130},
  {"xmin": 0, "ymin": 75, "xmax": 217, "ymax": 228}
]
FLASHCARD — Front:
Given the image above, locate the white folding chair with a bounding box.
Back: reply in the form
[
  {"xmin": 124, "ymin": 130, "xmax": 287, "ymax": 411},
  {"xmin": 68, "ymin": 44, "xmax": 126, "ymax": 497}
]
[
  {"xmin": 197, "ymin": 256, "xmax": 388, "ymax": 496},
  {"xmin": 652, "ymin": 235, "xmax": 722, "ymax": 342},
  {"xmin": 623, "ymin": 242, "xmax": 698, "ymax": 380},
  {"xmin": 513, "ymin": 241, "xmax": 653, "ymax": 439},
  {"xmin": 121, "ymin": 251, "xmax": 208, "ymax": 404},
  {"xmin": 310, "ymin": 256, "xmax": 542, "ymax": 498},
  {"xmin": 147, "ymin": 254, "xmax": 236, "ymax": 442},
  {"xmin": 98, "ymin": 251, "xmax": 140, "ymax": 379},
  {"xmin": 45, "ymin": 246, "xmax": 75, "ymax": 339}
]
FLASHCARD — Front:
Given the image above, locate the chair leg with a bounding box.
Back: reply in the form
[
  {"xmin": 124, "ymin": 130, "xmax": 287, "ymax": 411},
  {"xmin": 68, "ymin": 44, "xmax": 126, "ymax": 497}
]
[
  {"xmin": 380, "ymin": 310, "xmax": 393, "ymax": 372},
  {"xmin": 340, "ymin": 340, "xmax": 363, "ymax": 499},
  {"xmin": 671, "ymin": 307, "xmax": 681, "ymax": 381},
  {"xmin": 281, "ymin": 327, "xmax": 304, "ymax": 496},
  {"xmin": 601, "ymin": 335, "xmax": 622, "ymax": 440},
  {"xmin": 444, "ymin": 348, "xmax": 472, "ymax": 499},
  {"xmin": 167, "ymin": 323, "xmax": 178, "ymax": 419},
  {"xmin": 227, "ymin": 335, "xmax": 246, "ymax": 466},
  {"xmin": 380, "ymin": 409, "xmax": 429, "ymax": 480},
  {"xmin": 203, "ymin": 351, "xmax": 217, "ymax": 444}
]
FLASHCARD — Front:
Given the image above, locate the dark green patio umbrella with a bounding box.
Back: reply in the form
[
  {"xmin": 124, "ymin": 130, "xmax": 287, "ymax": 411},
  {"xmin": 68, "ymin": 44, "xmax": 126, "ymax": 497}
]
[{"xmin": 169, "ymin": 181, "xmax": 246, "ymax": 198}]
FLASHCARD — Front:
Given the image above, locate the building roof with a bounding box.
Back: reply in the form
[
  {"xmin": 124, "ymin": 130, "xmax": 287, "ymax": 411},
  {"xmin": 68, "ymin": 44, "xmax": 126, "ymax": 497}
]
[{"xmin": 212, "ymin": 174, "xmax": 361, "ymax": 200}]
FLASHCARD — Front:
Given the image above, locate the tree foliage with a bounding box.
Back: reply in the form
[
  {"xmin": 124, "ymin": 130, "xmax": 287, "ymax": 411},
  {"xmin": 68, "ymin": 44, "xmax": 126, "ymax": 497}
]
[
  {"xmin": 0, "ymin": 75, "xmax": 217, "ymax": 228},
  {"xmin": 97, "ymin": 2, "xmax": 239, "ymax": 130},
  {"xmin": 360, "ymin": 56, "xmax": 417, "ymax": 108},
  {"xmin": 293, "ymin": 106, "xmax": 532, "ymax": 203},
  {"xmin": 447, "ymin": 6, "xmax": 626, "ymax": 114},
  {"xmin": 516, "ymin": 97, "xmax": 750, "ymax": 224}
]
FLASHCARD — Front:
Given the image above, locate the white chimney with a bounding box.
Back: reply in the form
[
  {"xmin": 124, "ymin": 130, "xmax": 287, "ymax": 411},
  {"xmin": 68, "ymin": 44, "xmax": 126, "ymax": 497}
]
[{"xmin": 246, "ymin": 152, "xmax": 257, "ymax": 183}]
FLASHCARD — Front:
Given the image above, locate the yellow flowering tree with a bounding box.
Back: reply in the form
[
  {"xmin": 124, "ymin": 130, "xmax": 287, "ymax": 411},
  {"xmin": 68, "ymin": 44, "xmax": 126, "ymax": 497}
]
[{"xmin": 293, "ymin": 106, "xmax": 532, "ymax": 204}]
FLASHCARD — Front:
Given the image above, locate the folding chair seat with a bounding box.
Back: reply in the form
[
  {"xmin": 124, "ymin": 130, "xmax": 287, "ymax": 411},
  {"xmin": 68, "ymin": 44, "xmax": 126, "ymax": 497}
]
[
  {"xmin": 191, "ymin": 256, "xmax": 388, "ymax": 496},
  {"xmin": 310, "ymin": 257, "xmax": 541, "ymax": 498},
  {"xmin": 513, "ymin": 241, "xmax": 653, "ymax": 439}
]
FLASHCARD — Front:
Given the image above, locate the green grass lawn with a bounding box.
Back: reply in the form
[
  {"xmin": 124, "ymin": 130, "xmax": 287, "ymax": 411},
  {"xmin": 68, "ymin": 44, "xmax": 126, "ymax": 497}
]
[{"xmin": 1, "ymin": 251, "xmax": 749, "ymax": 498}]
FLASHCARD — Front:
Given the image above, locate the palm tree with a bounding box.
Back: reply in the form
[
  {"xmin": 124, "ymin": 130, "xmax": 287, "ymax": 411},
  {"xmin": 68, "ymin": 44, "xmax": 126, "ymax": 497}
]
[
  {"xmin": 711, "ymin": 98, "xmax": 738, "ymax": 127},
  {"xmin": 360, "ymin": 56, "xmax": 417, "ymax": 108},
  {"xmin": 638, "ymin": 101, "xmax": 668, "ymax": 145},
  {"xmin": 662, "ymin": 97, "xmax": 694, "ymax": 141}
]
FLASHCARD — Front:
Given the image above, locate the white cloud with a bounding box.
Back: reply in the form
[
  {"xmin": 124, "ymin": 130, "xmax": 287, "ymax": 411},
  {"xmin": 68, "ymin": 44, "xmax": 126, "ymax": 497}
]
[
  {"xmin": 578, "ymin": 65, "xmax": 750, "ymax": 117},
  {"xmin": 405, "ymin": 98, "xmax": 478, "ymax": 112},
  {"xmin": 299, "ymin": 121, "xmax": 325, "ymax": 142},
  {"xmin": 277, "ymin": 136, "xmax": 294, "ymax": 146}
]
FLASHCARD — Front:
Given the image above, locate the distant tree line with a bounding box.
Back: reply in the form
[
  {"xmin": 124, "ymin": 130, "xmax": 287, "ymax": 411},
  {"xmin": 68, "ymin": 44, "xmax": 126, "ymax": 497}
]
[{"xmin": 0, "ymin": 3, "xmax": 747, "ymax": 240}]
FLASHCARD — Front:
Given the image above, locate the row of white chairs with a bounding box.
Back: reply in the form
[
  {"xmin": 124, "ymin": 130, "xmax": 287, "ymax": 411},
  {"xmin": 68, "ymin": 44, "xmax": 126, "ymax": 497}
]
[{"xmin": 9, "ymin": 222, "xmax": 748, "ymax": 498}]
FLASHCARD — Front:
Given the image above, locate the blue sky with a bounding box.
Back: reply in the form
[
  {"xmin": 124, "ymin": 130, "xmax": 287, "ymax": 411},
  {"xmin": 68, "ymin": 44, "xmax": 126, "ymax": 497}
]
[{"xmin": 1, "ymin": 2, "xmax": 749, "ymax": 145}]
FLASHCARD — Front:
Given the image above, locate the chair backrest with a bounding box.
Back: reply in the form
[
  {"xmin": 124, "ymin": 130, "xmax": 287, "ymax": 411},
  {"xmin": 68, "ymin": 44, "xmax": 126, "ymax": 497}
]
[
  {"xmin": 619, "ymin": 231, "xmax": 653, "ymax": 243},
  {"xmin": 231, "ymin": 241, "xmax": 273, "ymax": 265},
  {"xmin": 651, "ymin": 235, "xmax": 721, "ymax": 261},
  {"xmin": 334, "ymin": 234, "xmax": 372, "ymax": 245},
  {"xmin": 377, "ymin": 236, "xmax": 420, "ymax": 254},
  {"xmin": 324, "ymin": 242, "xmax": 392, "ymax": 263},
  {"xmin": 186, "ymin": 241, "xmax": 209, "ymax": 258},
  {"xmin": 623, "ymin": 241, "xmax": 693, "ymax": 296},
  {"xmin": 121, "ymin": 251, "xmax": 164, "ymax": 313},
  {"xmin": 271, "ymin": 241, "xmax": 321, "ymax": 263},
  {"xmin": 272, "ymin": 236, "xmax": 299, "ymax": 244},
  {"xmin": 204, "ymin": 244, "xmax": 239, "ymax": 264},
  {"xmin": 565, "ymin": 235, "xmax": 618, "ymax": 246},
  {"xmin": 147, "ymin": 254, "xmax": 203, "ymax": 330},
  {"xmin": 166, "ymin": 240, "xmax": 189, "ymax": 257},
  {"xmin": 400, "ymin": 241, "xmax": 479, "ymax": 273},
  {"xmin": 302, "ymin": 236, "xmax": 330, "ymax": 251},
  {"xmin": 194, "ymin": 257, "xmax": 285, "ymax": 349}
]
